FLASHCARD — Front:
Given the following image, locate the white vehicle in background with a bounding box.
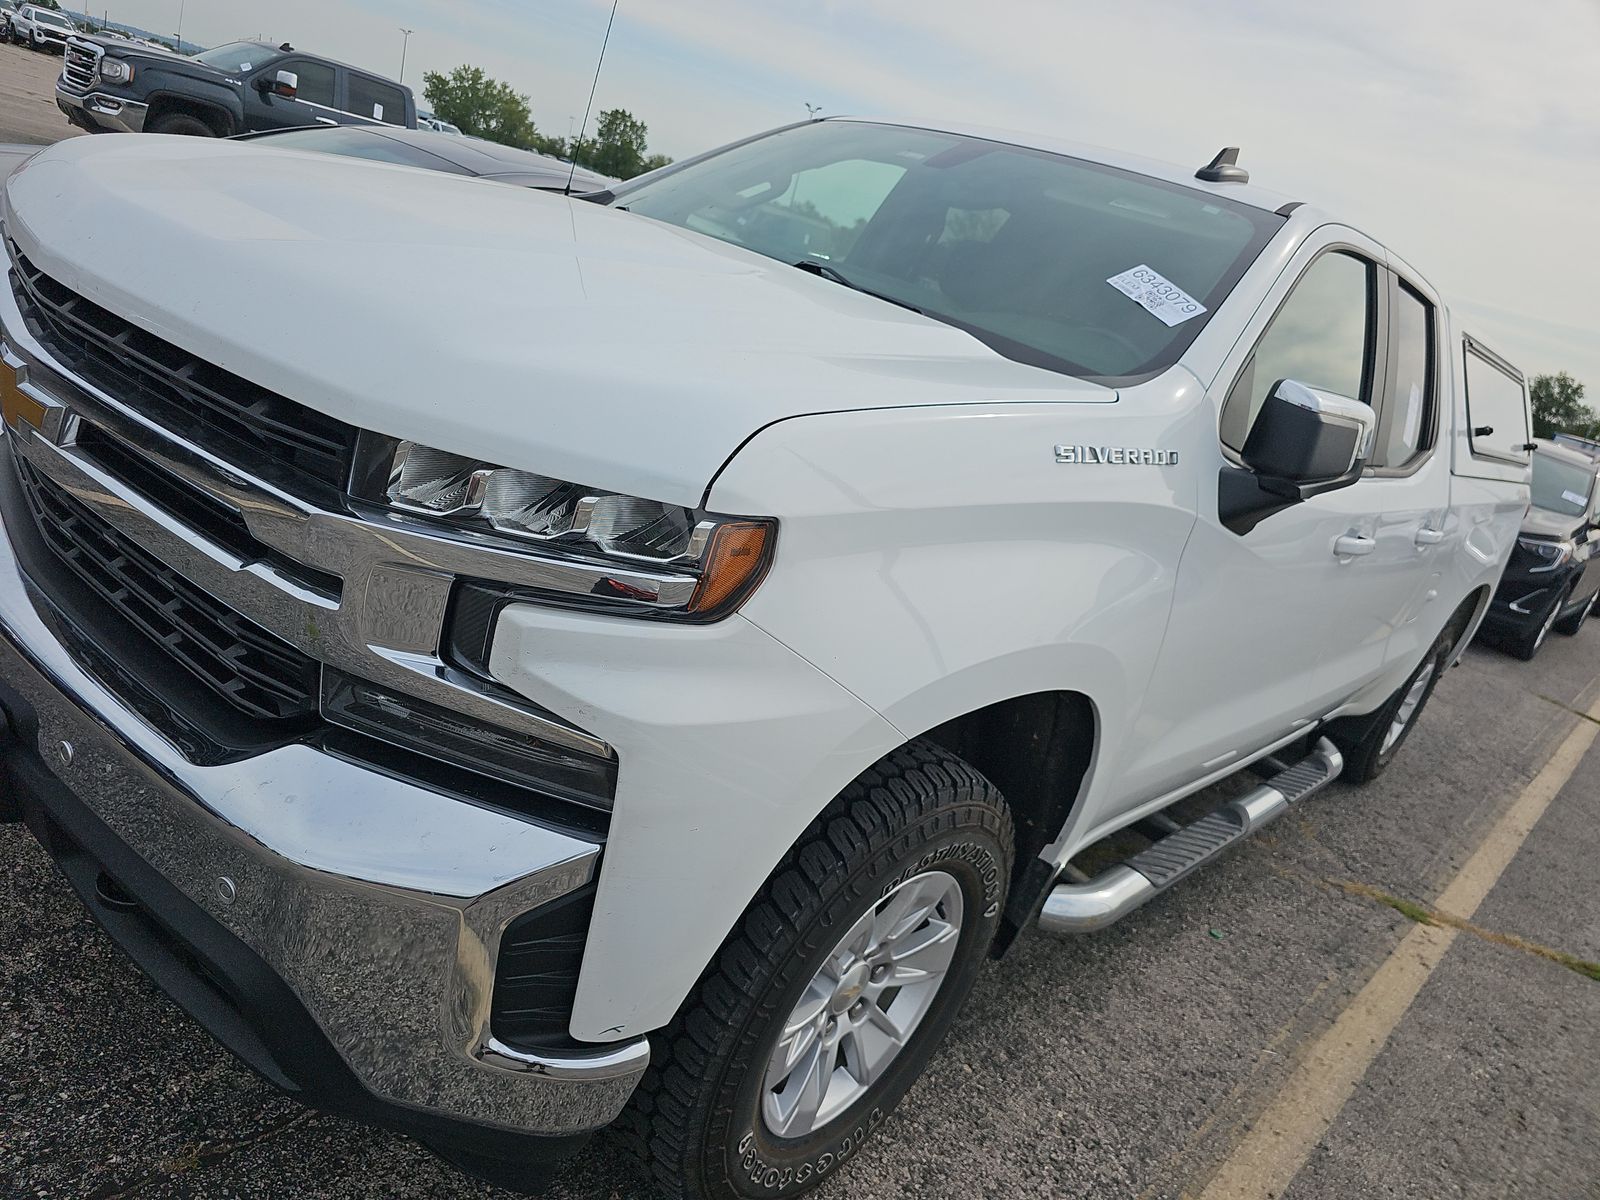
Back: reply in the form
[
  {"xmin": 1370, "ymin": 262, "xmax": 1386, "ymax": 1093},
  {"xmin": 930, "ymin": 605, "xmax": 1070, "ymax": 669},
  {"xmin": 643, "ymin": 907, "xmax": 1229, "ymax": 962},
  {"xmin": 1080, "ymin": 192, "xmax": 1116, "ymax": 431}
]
[
  {"xmin": 9, "ymin": 3, "xmax": 72, "ymax": 52},
  {"xmin": 0, "ymin": 121, "xmax": 1528, "ymax": 1198}
]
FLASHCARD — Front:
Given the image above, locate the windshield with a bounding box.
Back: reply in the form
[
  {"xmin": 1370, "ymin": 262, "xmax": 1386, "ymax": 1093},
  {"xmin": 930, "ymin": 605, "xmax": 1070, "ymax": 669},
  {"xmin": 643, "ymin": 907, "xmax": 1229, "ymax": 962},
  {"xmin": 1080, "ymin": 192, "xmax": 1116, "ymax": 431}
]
[
  {"xmin": 1531, "ymin": 452, "xmax": 1595, "ymax": 517},
  {"xmin": 193, "ymin": 41, "xmax": 269, "ymax": 73},
  {"xmin": 35, "ymin": 10, "xmax": 71, "ymax": 27},
  {"xmin": 611, "ymin": 120, "xmax": 1281, "ymax": 380}
]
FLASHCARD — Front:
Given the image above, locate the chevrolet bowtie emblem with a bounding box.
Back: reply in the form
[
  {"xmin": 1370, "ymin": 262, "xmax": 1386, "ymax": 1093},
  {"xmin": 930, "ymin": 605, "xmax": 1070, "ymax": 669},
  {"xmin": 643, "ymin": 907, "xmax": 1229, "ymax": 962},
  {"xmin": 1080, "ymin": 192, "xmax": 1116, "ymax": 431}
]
[{"xmin": 0, "ymin": 356, "xmax": 46, "ymax": 432}]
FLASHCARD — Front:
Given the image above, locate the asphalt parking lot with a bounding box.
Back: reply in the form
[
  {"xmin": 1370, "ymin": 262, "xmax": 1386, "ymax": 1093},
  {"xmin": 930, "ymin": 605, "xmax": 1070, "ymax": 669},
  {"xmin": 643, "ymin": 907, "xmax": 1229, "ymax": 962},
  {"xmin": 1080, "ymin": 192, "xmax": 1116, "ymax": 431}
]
[{"xmin": 1, "ymin": 42, "xmax": 1599, "ymax": 1200}]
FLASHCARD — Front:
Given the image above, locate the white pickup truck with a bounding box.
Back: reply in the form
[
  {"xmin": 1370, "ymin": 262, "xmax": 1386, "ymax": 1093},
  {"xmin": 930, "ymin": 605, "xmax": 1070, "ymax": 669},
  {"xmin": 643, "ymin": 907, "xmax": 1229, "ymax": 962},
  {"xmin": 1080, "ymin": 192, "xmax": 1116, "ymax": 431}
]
[{"xmin": 0, "ymin": 120, "xmax": 1529, "ymax": 1197}]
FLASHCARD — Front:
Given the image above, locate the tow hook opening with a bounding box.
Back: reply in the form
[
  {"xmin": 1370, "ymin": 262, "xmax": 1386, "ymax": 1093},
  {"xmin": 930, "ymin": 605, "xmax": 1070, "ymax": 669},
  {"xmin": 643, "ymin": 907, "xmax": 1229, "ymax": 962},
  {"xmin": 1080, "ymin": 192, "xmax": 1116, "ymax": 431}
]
[{"xmin": 94, "ymin": 870, "xmax": 140, "ymax": 913}]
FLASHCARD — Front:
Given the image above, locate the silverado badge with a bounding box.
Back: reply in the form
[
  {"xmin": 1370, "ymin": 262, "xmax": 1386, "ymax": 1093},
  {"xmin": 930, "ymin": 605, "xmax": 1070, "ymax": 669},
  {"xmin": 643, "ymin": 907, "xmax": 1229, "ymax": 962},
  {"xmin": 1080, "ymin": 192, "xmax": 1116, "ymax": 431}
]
[{"xmin": 1055, "ymin": 445, "xmax": 1180, "ymax": 466}]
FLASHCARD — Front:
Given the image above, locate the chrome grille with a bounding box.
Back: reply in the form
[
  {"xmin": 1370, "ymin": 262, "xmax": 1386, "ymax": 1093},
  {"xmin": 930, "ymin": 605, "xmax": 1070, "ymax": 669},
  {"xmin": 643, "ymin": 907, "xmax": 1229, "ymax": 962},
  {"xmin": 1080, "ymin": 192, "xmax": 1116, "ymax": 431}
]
[
  {"xmin": 62, "ymin": 42, "xmax": 98, "ymax": 93},
  {"xmin": 7, "ymin": 242, "xmax": 359, "ymax": 500},
  {"xmin": 14, "ymin": 450, "xmax": 323, "ymax": 723}
]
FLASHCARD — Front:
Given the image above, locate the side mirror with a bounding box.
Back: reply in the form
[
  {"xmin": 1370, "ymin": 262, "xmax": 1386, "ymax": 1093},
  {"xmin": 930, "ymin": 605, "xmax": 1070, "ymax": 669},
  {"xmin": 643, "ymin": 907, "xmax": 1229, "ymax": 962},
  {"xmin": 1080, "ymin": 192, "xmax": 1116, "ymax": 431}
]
[
  {"xmin": 1242, "ymin": 379, "xmax": 1375, "ymax": 498},
  {"xmin": 260, "ymin": 69, "xmax": 298, "ymax": 99}
]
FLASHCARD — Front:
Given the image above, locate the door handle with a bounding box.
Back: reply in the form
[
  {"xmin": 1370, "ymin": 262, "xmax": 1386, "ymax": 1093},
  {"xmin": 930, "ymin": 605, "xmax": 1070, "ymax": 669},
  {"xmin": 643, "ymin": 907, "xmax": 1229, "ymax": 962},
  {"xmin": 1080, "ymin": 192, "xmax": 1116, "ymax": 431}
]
[
  {"xmin": 1334, "ymin": 534, "xmax": 1376, "ymax": 558},
  {"xmin": 1415, "ymin": 527, "xmax": 1445, "ymax": 546}
]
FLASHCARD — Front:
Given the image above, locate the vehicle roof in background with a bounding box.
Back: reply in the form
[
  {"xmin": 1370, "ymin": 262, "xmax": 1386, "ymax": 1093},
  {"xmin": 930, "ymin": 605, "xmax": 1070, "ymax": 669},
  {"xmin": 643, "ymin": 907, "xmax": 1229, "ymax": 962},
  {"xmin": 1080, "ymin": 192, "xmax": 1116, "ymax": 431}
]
[{"xmin": 1531, "ymin": 438, "xmax": 1600, "ymax": 470}]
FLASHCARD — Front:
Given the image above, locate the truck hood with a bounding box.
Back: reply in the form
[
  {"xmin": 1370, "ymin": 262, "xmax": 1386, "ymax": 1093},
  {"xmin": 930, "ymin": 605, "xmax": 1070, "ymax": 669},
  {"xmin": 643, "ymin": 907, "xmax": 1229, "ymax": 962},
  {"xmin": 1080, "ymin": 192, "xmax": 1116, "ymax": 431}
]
[
  {"xmin": 2, "ymin": 136, "xmax": 1111, "ymax": 507},
  {"xmin": 1520, "ymin": 506, "xmax": 1587, "ymax": 540}
]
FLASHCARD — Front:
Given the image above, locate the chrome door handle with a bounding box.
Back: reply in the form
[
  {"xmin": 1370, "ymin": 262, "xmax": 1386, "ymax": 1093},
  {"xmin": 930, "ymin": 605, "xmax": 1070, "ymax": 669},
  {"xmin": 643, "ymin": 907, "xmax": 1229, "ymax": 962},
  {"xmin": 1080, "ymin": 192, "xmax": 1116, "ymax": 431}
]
[
  {"xmin": 1334, "ymin": 534, "xmax": 1376, "ymax": 558},
  {"xmin": 1415, "ymin": 527, "xmax": 1445, "ymax": 546}
]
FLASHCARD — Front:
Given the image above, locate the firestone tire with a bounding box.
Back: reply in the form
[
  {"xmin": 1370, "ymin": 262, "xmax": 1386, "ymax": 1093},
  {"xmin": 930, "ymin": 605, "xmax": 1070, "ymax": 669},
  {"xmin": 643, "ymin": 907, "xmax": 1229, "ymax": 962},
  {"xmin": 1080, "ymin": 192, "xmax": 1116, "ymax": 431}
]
[
  {"xmin": 1333, "ymin": 630, "xmax": 1451, "ymax": 785},
  {"xmin": 620, "ymin": 741, "xmax": 1014, "ymax": 1200}
]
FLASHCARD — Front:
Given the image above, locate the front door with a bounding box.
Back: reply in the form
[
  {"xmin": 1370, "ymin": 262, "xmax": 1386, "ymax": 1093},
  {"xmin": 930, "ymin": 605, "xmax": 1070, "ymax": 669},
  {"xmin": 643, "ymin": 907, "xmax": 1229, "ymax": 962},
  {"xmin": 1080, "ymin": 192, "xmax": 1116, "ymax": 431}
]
[
  {"xmin": 1118, "ymin": 229, "xmax": 1429, "ymax": 804},
  {"xmin": 245, "ymin": 59, "xmax": 338, "ymax": 131}
]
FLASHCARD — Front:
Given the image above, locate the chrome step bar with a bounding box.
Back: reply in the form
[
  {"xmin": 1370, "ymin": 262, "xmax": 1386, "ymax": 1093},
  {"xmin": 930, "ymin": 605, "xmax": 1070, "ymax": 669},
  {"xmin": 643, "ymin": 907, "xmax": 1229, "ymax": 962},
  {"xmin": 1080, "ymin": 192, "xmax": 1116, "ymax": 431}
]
[{"xmin": 1038, "ymin": 737, "xmax": 1343, "ymax": 934}]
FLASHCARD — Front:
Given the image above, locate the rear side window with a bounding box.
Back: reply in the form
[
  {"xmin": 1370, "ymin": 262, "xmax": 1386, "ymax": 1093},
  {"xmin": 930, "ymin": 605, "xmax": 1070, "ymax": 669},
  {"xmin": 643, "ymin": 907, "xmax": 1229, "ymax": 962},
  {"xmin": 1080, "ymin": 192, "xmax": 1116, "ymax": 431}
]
[
  {"xmin": 1463, "ymin": 340, "xmax": 1531, "ymax": 463},
  {"xmin": 1220, "ymin": 250, "xmax": 1375, "ymax": 453},
  {"xmin": 1373, "ymin": 281, "xmax": 1436, "ymax": 469},
  {"xmin": 349, "ymin": 76, "xmax": 407, "ymax": 126}
]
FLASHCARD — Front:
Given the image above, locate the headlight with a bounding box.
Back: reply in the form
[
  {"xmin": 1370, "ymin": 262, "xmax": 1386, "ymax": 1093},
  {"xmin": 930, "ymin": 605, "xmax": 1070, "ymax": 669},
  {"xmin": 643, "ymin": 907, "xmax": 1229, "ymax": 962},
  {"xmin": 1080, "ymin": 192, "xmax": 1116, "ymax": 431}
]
[
  {"xmin": 99, "ymin": 58, "xmax": 134, "ymax": 84},
  {"xmin": 1518, "ymin": 536, "xmax": 1574, "ymax": 572},
  {"xmin": 367, "ymin": 439, "xmax": 776, "ymax": 621}
]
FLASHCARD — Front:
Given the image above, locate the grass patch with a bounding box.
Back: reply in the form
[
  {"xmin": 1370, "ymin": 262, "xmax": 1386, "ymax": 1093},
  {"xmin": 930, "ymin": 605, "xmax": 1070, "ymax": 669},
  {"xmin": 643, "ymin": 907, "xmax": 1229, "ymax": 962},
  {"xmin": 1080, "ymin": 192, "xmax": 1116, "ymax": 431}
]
[{"xmin": 1336, "ymin": 879, "xmax": 1600, "ymax": 985}]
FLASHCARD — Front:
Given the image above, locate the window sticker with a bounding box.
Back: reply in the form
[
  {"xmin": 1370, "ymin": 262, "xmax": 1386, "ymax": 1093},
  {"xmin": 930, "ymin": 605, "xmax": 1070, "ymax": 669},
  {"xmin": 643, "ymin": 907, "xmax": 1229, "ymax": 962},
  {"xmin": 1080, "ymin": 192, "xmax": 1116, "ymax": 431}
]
[
  {"xmin": 1563, "ymin": 490, "xmax": 1588, "ymax": 507},
  {"xmin": 1107, "ymin": 265, "xmax": 1207, "ymax": 328},
  {"xmin": 373, "ymin": 104, "xmax": 385, "ymax": 120}
]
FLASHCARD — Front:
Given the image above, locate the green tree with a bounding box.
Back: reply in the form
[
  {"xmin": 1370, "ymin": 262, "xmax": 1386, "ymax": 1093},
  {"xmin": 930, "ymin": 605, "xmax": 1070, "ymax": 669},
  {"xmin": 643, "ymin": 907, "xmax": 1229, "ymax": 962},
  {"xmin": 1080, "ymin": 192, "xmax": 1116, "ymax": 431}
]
[
  {"xmin": 572, "ymin": 109, "xmax": 657, "ymax": 180},
  {"xmin": 422, "ymin": 66, "xmax": 539, "ymax": 150},
  {"xmin": 1530, "ymin": 372, "xmax": 1593, "ymax": 439}
]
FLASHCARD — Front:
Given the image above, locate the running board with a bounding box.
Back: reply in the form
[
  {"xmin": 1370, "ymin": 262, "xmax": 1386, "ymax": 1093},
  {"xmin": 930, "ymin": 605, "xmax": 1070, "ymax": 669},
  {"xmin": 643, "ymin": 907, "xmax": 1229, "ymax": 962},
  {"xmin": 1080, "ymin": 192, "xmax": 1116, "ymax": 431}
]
[{"xmin": 1038, "ymin": 737, "xmax": 1343, "ymax": 934}]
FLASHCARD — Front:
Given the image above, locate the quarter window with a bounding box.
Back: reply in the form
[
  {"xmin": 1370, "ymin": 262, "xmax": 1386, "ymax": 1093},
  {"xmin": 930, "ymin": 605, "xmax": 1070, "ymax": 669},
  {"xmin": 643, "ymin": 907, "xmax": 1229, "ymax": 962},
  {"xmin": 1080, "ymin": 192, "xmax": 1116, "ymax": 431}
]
[
  {"xmin": 1463, "ymin": 342, "xmax": 1531, "ymax": 463},
  {"xmin": 1221, "ymin": 251, "xmax": 1374, "ymax": 453},
  {"xmin": 1373, "ymin": 282, "xmax": 1435, "ymax": 468},
  {"xmin": 348, "ymin": 76, "xmax": 408, "ymax": 126},
  {"xmin": 284, "ymin": 61, "xmax": 336, "ymax": 109}
]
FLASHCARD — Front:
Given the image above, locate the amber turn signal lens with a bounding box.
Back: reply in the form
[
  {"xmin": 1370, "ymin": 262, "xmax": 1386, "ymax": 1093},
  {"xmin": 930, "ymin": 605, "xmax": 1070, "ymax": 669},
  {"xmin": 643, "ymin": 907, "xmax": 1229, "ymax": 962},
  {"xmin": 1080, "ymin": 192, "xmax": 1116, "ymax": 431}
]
[{"xmin": 687, "ymin": 520, "xmax": 774, "ymax": 617}]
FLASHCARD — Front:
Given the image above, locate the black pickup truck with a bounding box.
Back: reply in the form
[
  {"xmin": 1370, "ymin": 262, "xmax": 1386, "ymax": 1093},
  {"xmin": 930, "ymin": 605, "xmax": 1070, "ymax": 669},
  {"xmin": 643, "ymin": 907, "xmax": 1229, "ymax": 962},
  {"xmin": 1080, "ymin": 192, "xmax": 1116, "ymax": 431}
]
[{"xmin": 56, "ymin": 37, "xmax": 417, "ymax": 137}]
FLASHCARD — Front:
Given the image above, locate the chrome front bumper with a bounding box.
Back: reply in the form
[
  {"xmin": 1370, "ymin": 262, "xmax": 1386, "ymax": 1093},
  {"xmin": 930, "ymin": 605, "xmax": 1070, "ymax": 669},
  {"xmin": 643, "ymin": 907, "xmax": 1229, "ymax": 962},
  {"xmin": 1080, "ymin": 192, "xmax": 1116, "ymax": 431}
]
[
  {"xmin": 0, "ymin": 455, "xmax": 650, "ymax": 1136},
  {"xmin": 56, "ymin": 86, "xmax": 148, "ymax": 133}
]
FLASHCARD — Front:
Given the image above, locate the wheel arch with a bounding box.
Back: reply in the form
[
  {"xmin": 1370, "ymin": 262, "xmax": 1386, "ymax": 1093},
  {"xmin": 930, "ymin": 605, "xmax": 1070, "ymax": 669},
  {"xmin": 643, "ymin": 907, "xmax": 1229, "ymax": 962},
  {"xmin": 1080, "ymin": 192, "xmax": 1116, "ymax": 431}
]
[
  {"xmin": 145, "ymin": 92, "xmax": 237, "ymax": 136},
  {"xmin": 915, "ymin": 689, "xmax": 1100, "ymax": 955}
]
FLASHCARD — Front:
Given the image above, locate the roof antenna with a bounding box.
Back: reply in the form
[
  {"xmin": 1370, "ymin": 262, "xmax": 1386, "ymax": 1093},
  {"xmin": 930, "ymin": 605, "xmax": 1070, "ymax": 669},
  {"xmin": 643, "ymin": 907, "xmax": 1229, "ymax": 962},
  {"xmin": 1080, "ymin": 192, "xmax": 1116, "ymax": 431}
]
[
  {"xmin": 1196, "ymin": 146, "xmax": 1249, "ymax": 184},
  {"xmin": 566, "ymin": 0, "xmax": 620, "ymax": 195}
]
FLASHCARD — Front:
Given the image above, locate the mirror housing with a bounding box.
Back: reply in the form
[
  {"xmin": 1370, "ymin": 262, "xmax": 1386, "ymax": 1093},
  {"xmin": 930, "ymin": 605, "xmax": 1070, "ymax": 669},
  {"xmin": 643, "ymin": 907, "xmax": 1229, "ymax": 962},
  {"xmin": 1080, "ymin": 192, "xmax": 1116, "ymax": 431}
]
[
  {"xmin": 1243, "ymin": 379, "xmax": 1375, "ymax": 496},
  {"xmin": 260, "ymin": 69, "xmax": 298, "ymax": 99},
  {"xmin": 1220, "ymin": 379, "xmax": 1377, "ymax": 535}
]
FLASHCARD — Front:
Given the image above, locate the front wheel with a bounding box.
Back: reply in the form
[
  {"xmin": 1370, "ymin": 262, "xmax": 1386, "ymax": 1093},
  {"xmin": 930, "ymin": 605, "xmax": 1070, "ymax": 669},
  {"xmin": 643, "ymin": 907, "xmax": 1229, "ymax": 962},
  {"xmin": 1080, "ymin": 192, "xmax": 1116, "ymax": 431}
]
[
  {"xmin": 148, "ymin": 112, "xmax": 217, "ymax": 137},
  {"xmin": 622, "ymin": 743, "xmax": 1013, "ymax": 1200}
]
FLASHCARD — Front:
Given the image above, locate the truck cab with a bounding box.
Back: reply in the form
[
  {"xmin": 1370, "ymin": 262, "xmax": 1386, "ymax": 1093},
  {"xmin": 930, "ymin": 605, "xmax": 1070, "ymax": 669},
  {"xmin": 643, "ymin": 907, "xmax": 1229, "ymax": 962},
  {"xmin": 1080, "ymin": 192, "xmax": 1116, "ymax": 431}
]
[{"xmin": 55, "ymin": 37, "xmax": 417, "ymax": 137}]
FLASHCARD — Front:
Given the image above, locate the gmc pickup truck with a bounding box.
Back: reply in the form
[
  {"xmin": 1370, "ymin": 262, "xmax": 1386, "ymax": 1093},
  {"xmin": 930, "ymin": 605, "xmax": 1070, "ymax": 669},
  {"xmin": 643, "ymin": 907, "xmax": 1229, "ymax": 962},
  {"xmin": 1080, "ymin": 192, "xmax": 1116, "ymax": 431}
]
[
  {"xmin": 0, "ymin": 121, "xmax": 1529, "ymax": 1198},
  {"xmin": 56, "ymin": 36, "xmax": 417, "ymax": 137}
]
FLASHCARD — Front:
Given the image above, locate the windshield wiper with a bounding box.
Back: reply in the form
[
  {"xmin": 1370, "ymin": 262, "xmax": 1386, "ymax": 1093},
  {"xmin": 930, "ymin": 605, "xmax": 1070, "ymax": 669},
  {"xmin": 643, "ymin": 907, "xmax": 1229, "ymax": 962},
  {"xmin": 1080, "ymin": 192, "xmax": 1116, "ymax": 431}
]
[{"xmin": 792, "ymin": 260, "xmax": 925, "ymax": 316}]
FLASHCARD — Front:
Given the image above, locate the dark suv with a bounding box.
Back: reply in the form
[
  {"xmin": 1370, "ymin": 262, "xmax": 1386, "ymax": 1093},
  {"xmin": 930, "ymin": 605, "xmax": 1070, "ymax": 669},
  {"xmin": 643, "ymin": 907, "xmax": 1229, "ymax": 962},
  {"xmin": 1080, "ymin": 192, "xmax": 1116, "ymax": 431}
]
[
  {"xmin": 1480, "ymin": 439, "xmax": 1600, "ymax": 659},
  {"xmin": 56, "ymin": 37, "xmax": 416, "ymax": 137}
]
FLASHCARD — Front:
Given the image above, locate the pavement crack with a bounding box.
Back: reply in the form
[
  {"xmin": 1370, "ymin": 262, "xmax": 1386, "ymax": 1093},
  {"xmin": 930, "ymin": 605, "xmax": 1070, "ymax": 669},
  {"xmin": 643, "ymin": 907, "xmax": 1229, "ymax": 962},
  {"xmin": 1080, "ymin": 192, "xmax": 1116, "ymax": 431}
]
[
  {"xmin": 1535, "ymin": 692, "xmax": 1600, "ymax": 728},
  {"xmin": 1335, "ymin": 879, "xmax": 1600, "ymax": 984}
]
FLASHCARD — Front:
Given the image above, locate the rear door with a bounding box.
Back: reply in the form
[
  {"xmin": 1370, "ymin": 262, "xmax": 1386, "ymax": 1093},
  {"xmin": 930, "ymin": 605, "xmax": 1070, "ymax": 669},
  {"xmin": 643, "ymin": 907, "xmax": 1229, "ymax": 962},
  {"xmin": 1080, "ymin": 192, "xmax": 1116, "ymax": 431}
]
[{"xmin": 1123, "ymin": 227, "xmax": 1433, "ymax": 802}]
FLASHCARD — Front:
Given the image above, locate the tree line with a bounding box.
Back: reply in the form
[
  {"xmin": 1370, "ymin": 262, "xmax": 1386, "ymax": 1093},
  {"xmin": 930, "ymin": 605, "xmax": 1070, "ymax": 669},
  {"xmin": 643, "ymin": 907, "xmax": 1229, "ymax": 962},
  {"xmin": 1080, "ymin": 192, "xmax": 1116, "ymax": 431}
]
[
  {"xmin": 422, "ymin": 65, "xmax": 672, "ymax": 181},
  {"xmin": 1531, "ymin": 373, "xmax": 1596, "ymax": 442}
]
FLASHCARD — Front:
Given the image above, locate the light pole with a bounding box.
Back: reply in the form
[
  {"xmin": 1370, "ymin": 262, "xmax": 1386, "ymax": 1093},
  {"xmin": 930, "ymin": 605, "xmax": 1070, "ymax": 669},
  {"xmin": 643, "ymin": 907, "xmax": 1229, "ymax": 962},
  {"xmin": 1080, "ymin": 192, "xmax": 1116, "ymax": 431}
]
[
  {"xmin": 174, "ymin": 0, "xmax": 184, "ymax": 51},
  {"xmin": 399, "ymin": 28, "xmax": 414, "ymax": 83},
  {"xmin": 804, "ymin": 102, "xmax": 822, "ymax": 119}
]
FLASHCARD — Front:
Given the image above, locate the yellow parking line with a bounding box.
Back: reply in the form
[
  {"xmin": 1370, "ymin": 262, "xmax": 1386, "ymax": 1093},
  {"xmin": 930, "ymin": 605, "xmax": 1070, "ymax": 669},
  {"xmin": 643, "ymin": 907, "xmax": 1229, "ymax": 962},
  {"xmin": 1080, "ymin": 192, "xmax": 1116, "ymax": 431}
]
[{"xmin": 1196, "ymin": 696, "xmax": 1600, "ymax": 1200}]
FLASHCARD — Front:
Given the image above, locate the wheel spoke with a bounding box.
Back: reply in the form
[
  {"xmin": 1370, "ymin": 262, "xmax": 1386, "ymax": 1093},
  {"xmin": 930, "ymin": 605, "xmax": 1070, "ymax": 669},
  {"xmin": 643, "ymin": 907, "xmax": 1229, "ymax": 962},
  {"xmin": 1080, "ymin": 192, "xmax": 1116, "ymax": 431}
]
[
  {"xmin": 768, "ymin": 1034, "xmax": 839, "ymax": 1137},
  {"xmin": 842, "ymin": 1005, "xmax": 907, "ymax": 1087},
  {"xmin": 885, "ymin": 916, "xmax": 960, "ymax": 985},
  {"xmin": 871, "ymin": 874, "xmax": 945, "ymax": 948}
]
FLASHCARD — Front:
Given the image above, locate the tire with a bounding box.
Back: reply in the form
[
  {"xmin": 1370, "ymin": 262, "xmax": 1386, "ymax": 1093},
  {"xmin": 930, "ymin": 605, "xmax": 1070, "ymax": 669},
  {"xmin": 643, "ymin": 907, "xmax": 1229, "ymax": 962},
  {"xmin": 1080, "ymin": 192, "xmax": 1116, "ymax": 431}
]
[
  {"xmin": 148, "ymin": 112, "xmax": 218, "ymax": 137},
  {"xmin": 1554, "ymin": 590, "xmax": 1595, "ymax": 637},
  {"xmin": 1510, "ymin": 594, "xmax": 1563, "ymax": 661},
  {"xmin": 1333, "ymin": 630, "xmax": 1451, "ymax": 784},
  {"xmin": 621, "ymin": 742, "xmax": 1014, "ymax": 1200}
]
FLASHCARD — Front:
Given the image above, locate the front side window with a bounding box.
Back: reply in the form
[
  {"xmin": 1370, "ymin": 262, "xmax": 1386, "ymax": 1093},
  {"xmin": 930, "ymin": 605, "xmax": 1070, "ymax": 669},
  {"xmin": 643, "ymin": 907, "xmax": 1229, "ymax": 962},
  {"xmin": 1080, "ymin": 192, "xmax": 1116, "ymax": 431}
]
[
  {"xmin": 348, "ymin": 76, "xmax": 406, "ymax": 126},
  {"xmin": 283, "ymin": 60, "xmax": 336, "ymax": 109},
  {"xmin": 1220, "ymin": 251, "xmax": 1374, "ymax": 452},
  {"xmin": 611, "ymin": 120, "xmax": 1282, "ymax": 381},
  {"xmin": 1373, "ymin": 281, "xmax": 1436, "ymax": 468},
  {"xmin": 1530, "ymin": 453, "xmax": 1594, "ymax": 517}
]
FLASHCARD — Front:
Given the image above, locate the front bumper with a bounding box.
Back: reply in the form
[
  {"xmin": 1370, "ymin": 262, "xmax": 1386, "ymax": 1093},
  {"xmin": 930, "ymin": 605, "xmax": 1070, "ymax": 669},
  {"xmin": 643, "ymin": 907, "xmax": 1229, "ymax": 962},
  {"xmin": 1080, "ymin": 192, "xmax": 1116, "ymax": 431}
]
[
  {"xmin": 56, "ymin": 86, "xmax": 148, "ymax": 133},
  {"xmin": 0, "ymin": 456, "xmax": 650, "ymax": 1145}
]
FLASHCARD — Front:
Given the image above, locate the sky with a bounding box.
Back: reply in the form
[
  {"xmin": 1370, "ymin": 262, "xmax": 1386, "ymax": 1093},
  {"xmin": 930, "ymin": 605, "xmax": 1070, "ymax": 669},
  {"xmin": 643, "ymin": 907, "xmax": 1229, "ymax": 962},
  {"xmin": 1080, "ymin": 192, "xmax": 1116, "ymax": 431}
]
[{"xmin": 93, "ymin": 0, "xmax": 1600, "ymax": 393}]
